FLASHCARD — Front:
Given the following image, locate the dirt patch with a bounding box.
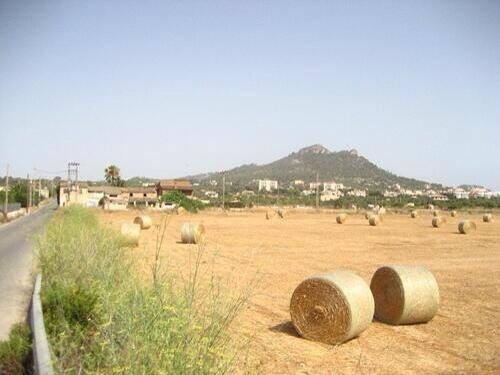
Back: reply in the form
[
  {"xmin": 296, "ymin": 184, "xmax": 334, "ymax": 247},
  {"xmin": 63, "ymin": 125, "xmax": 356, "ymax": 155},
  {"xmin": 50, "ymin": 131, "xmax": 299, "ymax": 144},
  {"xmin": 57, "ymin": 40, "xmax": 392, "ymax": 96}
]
[{"xmin": 98, "ymin": 209, "xmax": 500, "ymax": 374}]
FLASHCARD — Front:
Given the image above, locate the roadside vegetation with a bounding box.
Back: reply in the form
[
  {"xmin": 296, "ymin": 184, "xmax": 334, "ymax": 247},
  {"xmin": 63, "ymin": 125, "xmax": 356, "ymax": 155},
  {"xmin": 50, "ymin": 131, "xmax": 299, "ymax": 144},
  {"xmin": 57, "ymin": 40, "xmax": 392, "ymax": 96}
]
[
  {"xmin": 0, "ymin": 323, "xmax": 32, "ymax": 374},
  {"xmin": 35, "ymin": 206, "xmax": 248, "ymax": 373},
  {"xmin": 161, "ymin": 190, "xmax": 206, "ymax": 213}
]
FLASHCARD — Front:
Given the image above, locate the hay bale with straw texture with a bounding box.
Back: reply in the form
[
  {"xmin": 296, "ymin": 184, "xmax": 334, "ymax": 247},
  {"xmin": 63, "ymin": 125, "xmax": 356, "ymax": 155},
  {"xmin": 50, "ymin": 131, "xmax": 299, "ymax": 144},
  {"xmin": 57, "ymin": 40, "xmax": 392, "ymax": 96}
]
[
  {"xmin": 133, "ymin": 215, "xmax": 152, "ymax": 230},
  {"xmin": 290, "ymin": 270, "xmax": 374, "ymax": 345},
  {"xmin": 432, "ymin": 216, "xmax": 445, "ymax": 228},
  {"xmin": 336, "ymin": 213, "xmax": 347, "ymax": 224},
  {"xmin": 410, "ymin": 210, "xmax": 418, "ymax": 218},
  {"xmin": 458, "ymin": 220, "xmax": 476, "ymax": 234},
  {"xmin": 432, "ymin": 210, "xmax": 440, "ymax": 217},
  {"xmin": 450, "ymin": 210, "xmax": 457, "ymax": 217},
  {"xmin": 483, "ymin": 213, "xmax": 493, "ymax": 223},
  {"xmin": 369, "ymin": 215, "xmax": 380, "ymax": 226},
  {"xmin": 276, "ymin": 209, "xmax": 285, "ymax": 219},
  {"xmin": 370, "ymin": 265, "xmax": 439, "ymax": 325},
  {"xmin": 265, "ymin": 211, "xmax": 270, "ymax": 220},
  {"xmin": 121, "ymin": 223, "xmax": 141, "ymax": 245},
  {"xmin": 180, "ymin": 222, "xmax": 205, "ymax": 244}
]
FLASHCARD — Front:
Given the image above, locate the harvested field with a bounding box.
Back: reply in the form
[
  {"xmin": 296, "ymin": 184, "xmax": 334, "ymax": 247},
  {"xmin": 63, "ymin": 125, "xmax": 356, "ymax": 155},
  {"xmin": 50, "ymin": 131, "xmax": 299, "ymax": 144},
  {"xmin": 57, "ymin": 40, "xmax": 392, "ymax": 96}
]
[{"xmin": 98, "ymin": 209, "xmax": 500, "ymax": 374}]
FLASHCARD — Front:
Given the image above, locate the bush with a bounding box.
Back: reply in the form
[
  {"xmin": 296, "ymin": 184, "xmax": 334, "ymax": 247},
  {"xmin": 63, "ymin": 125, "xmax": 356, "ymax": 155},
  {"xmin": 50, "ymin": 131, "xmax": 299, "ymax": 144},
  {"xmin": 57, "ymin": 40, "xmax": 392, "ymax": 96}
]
[
  {"xmin": 161, "ymin": 190, "xmax": 205, "ymax": 213},
  {"xmin": 0, "ymin": 323, "xmax": 32, "ymax": 374},
  {"xmin": 35, "ymin": 206, "xmax": 247, "ymax": 373}
]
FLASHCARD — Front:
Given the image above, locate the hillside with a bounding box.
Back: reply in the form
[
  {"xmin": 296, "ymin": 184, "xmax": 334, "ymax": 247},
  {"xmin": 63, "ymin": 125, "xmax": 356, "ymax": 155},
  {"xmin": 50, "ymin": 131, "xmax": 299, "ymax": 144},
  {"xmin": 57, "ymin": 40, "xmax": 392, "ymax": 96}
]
[{"xmin": 190, "ymin": 144, "xmax": 439, "ymax": 190}]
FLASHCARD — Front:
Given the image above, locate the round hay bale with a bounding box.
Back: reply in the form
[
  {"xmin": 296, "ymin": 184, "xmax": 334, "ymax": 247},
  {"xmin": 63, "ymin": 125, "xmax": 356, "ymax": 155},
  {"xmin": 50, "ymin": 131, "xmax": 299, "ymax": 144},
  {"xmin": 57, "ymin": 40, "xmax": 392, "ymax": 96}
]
[
  {"xmin": 133, "ymin": 215, "xmax": 152, "ymax": 230},
  {"xmin": 370, "ymin": 265, "xmax": 440, "ymax": 325},
  {"xmin": 431, "ymin": 216, "xmax": 444, "ymax": 228},
  {"xmin": 336, "ymin": 213, "xmax": 347, "ymax": 224},
  {"xmin": 290, "ymin": 270, "xmax": 374, "ymax": 345},
  {"xmin": 410, "ymin": 210, "xmax": 418, "ymax": 218},
  {"xmin": 180, "ymin": 222, "xmax": 205, "ymax": 244},
  {"xmin": 483, "ymin": 213, "xmax": 493, "ymax": 223},
  {"xmin": 432, "ymin": 210, "xmax": 440, "ymax": 217},
  {"xmin": 276, "ymin": 209, "xmax": 285, "ymax": 219},
  {"xmin": 120, "ymin": 223, "xmax": 141, "ymax": 245},
  {"xmin": 369, "ymin": 215, "xmax": 380, "ymax": 226},
  {"xmin": 458, "ymin": 220, "xmax": 476, "ymax": 234},
  {"xmin": 450, "ymin": 210, "xmax": 457, "ymax": 217}
]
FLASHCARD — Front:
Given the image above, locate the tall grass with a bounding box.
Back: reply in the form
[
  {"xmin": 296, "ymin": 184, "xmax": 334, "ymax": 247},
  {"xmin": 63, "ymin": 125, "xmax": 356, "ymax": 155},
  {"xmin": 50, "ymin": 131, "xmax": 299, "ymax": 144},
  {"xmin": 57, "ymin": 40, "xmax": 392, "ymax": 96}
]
[{"xmin": 35, "ymin": 206, "xmax": 248, "ymax": 373}]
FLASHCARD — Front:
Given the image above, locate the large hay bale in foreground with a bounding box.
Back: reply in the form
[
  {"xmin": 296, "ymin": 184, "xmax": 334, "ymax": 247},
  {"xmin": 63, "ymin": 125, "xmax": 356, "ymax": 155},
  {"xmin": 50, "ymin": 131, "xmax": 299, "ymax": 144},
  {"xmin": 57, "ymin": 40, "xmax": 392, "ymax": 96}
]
[
  {"xmin": 483, "ymin": 213, "xmax": 493, "ymax": 223},
  {"xmin": 458, "ymin": 220, "xmax": 476, "ymax": 234},
  {"xmin": 410, "ymin": 210, "xmax": 418, "ymax": 218},
  {"xmin": 432, "ymin": 216, "xmax": 444, "ymax": 228},
  {"xmin": 368, "ymin": 215, "xmax": 380, "ymax": 226},
  {"xmin": 450, "ymin": 210, "xmax": 457, "ymax": 217},
  {"xmin": 180, "ymin": 222, "xmax": 205, "ymax": 244},
  {"xmin": 133, "ymin": 215, "xmax": 152, "ymax": 230},
  {"xmin": 290, "ymin": 270, "xmax": 374, "ymax": 345},
  {"xmin": 121, "ymin": 223, "xmax": 141, "ymax": 245},
  {"xmin": 336, "ymin": 213, "xmax": 347, "ymax": 224},
  {"xmin": 370, "ymin": 265, "xmax": 439, "ymax": 325}
]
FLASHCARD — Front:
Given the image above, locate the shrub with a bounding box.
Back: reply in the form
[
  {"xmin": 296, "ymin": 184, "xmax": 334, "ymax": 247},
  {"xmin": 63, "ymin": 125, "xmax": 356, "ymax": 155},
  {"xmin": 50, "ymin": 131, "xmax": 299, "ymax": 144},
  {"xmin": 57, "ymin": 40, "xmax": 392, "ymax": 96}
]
[
  {"xmin": 0, "ymin": 323, "xmax": 32, "ymax": 374},
  {"xmin": 161, "ymin": 190, "xmax": 205, "ymax": 213},
  {"xmin": 35, "ymin": 206, "xmax": 248, "ymax": 373}
]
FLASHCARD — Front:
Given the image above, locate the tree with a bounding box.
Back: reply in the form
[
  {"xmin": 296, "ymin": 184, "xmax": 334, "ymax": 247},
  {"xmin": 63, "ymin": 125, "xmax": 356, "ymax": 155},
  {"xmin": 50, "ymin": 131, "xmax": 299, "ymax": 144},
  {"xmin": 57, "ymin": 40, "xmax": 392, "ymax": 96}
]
[{"xmin": 104, "ymin": 165, "xmax": 123, "ymax": 187}]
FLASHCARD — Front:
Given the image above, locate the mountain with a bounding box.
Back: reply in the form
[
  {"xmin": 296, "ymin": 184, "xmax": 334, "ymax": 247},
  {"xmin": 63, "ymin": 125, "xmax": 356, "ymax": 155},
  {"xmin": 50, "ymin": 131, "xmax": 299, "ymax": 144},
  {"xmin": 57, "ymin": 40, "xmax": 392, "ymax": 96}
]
[{"xmin": 189, "ymin": 144, "xmax": 440, "ymax": 190}]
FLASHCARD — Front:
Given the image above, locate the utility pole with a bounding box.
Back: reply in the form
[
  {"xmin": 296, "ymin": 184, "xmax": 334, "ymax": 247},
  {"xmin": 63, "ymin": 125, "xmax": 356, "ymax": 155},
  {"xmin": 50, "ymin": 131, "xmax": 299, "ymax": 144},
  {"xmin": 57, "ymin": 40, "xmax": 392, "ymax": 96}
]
[
  {"xmin": 277, "ymin": 181, "xmax": 280, "ymax": 207},
  {"xmin": 3, "ymin": 164, "xmax": 9, "ymax": 218},
  {"xmin": 222, "ymin": 173, "xmax": 226, "ymax": 210},
  {"xmin": 38, "ymin": 178, "xmax": 41, "ymax": 206},
  {"xmin": 27, "ymin": 174, "xmax": 31, "ymax": 213},
  {"xmin": 315, "ymin": 172, "xmax": 320, "ymax": 209}
]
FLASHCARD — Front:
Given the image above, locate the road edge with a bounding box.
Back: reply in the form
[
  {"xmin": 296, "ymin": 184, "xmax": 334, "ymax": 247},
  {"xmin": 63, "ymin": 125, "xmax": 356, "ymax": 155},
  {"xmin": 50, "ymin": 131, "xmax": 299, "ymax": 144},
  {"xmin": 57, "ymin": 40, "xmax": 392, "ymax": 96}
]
[{"xmin": 30, "ymin": 274, "xmax": 54, "ymax": 375}]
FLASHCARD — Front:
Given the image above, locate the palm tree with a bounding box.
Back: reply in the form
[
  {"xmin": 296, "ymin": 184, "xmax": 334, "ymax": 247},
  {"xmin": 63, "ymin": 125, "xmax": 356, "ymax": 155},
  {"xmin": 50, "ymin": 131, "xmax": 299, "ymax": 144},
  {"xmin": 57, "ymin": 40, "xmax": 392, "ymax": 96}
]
[{"xmin": 104, "ymin": 165, "xmax": 122, "ymax": 186}]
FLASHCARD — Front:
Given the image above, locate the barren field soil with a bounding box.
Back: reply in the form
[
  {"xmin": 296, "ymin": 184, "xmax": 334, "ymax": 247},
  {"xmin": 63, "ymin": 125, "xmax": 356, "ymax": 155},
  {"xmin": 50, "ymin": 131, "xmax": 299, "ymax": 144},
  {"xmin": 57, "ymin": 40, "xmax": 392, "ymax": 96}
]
[{"xmin": 99, "ymin": 209, "xmax": 500, "ymax": 374}]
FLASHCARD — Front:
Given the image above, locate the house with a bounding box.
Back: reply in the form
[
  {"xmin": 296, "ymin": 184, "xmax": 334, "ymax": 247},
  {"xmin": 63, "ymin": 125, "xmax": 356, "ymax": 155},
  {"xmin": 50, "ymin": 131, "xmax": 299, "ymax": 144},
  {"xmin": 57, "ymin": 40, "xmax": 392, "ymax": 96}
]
[
  {"xmin": 320, "ymin": 190, "xmax": 342, "ymax": 202},
  {"xmin": 204, "ymin": 190, "xmax": 219, "ymax": 199},
  {"xmin": 124, "ymin": 187, "xmax": 158, "ymax": 205},
  {"xmin": 258, "ymin": 179, "xmax": 278, "ymax": 192},
  {"xmin": 156, "ymin": 179, "xmax": 193, "ymax": 196},
  {"xmin": 309, "ymin": 182, "xmax": 321, "ymax": 190},
  {"xmin": 323, "ymin": 182, "xmax": 344, "ymax": 191},
  {"xmin": 293, "ymin": 180, "xmax": 304, "ymax": 186}
]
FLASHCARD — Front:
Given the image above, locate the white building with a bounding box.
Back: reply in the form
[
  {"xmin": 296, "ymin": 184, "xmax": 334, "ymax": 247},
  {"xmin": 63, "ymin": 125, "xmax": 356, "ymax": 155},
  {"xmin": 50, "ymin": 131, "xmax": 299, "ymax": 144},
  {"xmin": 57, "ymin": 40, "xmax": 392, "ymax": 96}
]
[
  {"xmin": 347, "ymin": 189, "xmax": 367, "ymax": 197},
  {"xmin": 323, "ymin": 182, "xmax": 344, "ymax": 191},
  {"xmin": 320, "ymin": 190, "xmax": 343, "ymax": 202},
  {"xmin": 293, "ymin": 180, "xmax": 304, "ymax": 186},
  {"xmin": 301, "ymin": 189, "xmax": 315, "ymax": 196},
  {"xmin": 453, "ymin": 188, "xmax": 469, "ymax": 199},
  {"xmin": 258, "ymin": 179, "xmax": 278, "ymax": 192},
  {"xmin": 309, "ymin": 182, "xmax": 321, "ymax": 190},
  {"xmin": 204, "ymin": 191, "xmax": 219, "ymax": 199}
]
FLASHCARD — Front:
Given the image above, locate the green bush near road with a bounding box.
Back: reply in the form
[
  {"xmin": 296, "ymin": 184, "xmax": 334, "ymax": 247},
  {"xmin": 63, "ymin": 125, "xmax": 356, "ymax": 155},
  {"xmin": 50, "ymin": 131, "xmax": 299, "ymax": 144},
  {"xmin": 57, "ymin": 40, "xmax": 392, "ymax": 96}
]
[
  {"xmin": 0, "ymin": 323, "xmax": 32, "ymax": 374},
  {"xmin": 161, "ymin": 190, "xmax": 206, "ymax": 213},
  {"xmin": 35, "ymin": 206, "xmax": 247, "ymax": 373}
]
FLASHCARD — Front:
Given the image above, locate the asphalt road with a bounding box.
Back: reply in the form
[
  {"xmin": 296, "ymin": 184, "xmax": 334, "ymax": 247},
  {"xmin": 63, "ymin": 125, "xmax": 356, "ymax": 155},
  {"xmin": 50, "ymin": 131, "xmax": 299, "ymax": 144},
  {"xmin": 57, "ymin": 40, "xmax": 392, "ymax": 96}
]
[{"xmin": 0, "ymin": 200, "xmax": 56, "ymax": 340}]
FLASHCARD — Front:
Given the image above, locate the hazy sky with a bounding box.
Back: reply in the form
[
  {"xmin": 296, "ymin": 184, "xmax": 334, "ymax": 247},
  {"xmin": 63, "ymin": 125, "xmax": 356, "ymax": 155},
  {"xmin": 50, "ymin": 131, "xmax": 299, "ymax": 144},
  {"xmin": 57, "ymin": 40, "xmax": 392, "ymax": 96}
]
[{"xmin": 1, "ymin": 1, "xmax": 499, "ymax": 189}]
